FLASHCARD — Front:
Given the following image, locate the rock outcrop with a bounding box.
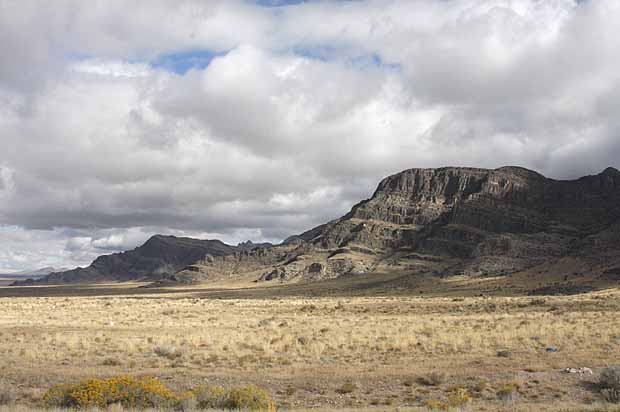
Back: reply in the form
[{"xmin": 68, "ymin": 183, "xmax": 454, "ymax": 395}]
[
  {"xmin": 312, "ymin": 166, "xmax": 620, "ymax": 250},
  {"xmin": 167, "ymin": 166, "xmax": 620, "ymax": 285},
  {"xmin": 16, "ymin": 166, "xmax": 620, "ymax": 287}
]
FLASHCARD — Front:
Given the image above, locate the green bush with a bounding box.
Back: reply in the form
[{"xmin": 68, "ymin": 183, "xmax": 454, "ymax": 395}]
[
  {"xmin": 224, "ymin": 385, "xmax": 276, "ymax": 411},
  {"xmin": 190, "ymin": 384, "xmax": 275, "ymax": 411},
  {"xmin": 191, "ymin": 385, "xmax": 227, "ymax": 409}
]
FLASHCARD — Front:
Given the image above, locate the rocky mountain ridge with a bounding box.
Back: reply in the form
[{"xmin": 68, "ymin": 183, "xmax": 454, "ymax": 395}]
[
  {"xmin": 172, "ymin": 166, "xmax": 620, "ymax": 286},
  {"xmin": 14, "ymin": 166, "xmax": 620, "ymax": 290},
  {"xmin": 12, "ymin": 235, "xmax": 238, "ymax": 285}
]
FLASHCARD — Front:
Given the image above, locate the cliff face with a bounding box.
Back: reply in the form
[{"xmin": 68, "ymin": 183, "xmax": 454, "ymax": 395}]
[
  {"xmin": 373, "ymin": 166, "xmax": 619, "ymax": 231},
  {"xmin": 355, "ymin": 167, "xmax": 545, "ymax": 227},
  {"xmin": 16, "ymin": 166, "xmax": 620, "ymax": 287},
  {"xmin": 310, "ymin": 166, "xmax": 620, "ymax": 251},
  {"xmin": 179, "ymin": 166, "xmax": 620, "ymax": 285}
]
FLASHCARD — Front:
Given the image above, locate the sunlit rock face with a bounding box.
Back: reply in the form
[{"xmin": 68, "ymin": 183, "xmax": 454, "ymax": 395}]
[{"xmin": 16, "ymin": 166, "xmax": 620, "ymax": 286}]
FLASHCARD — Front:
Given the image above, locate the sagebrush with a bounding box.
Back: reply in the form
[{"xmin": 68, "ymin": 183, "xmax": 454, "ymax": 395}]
[{"xmin": 42, "ymin": 376, "xmax": 275, "ymax": 411}]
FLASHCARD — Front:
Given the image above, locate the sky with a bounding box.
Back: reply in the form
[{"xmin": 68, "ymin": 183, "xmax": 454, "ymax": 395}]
[{"xmin": 1, "ymin": 0, "xmax": 619, "ymax": 272}]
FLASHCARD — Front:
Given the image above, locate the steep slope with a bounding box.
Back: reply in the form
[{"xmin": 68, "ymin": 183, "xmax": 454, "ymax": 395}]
[
  {"xmin": 181, "ymin": 166, "xmax": 620, "ymax": 285},
  {"xmin": 12, "ymin": 235, "xmax": 238, "ymax": 285},
  {"xmin": 14, "ymin": 166, "xmax": 620, "ymax": 289},
  {"xmin": 314, "ymin": 166, "xmax": 620, "ymax": 250}
]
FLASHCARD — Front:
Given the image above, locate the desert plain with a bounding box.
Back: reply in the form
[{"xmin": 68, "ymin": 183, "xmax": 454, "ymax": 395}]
[{"xmin": 1, "ymin": 275, "xmax": 620, "ymax": 412}]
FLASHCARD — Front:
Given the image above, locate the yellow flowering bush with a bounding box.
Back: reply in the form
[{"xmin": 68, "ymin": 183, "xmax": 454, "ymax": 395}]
[
  {"xmin": 42, "ymin": 376, "xmax": 177, "ymax": 409},
  {"xmin": 42, "ymin": 376, "xmax": 276, "ymax": 411}
]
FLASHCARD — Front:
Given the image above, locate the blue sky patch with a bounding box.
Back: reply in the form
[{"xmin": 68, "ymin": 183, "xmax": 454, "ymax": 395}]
[
  {"xmin": 255, "ymin": 0, "xmax": 307, "ymax": 6},
  {"xmin": 292, "ymin": 46, "xmax": 402, "ymax": 72},
  {"xmin": 151, "ymin": 49, "xmax": 227, "ymax": 75},
  {"xmin": 349, "ymin": 53, "xmax": 402, "ymax": 71},
  {"xmin": 292, "ymin": 45, "xmax": 342, "ymax": 61}
]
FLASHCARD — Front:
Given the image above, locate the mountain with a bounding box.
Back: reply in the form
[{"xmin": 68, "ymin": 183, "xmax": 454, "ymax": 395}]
[
  {"xmin": 11, "ymin": 267, "xmax": 70, "ymax": 277},
  {"xmin": 173, "ymin": 166, "xmax": 620, "ymax": 288},
  {"xmin": 237, "ymin": 240, "xmax": 273, "ymax": 251},
  {"xmin": 11, "ymin": 235, "xmax": 238, "ymax": 285},
  {"xmin": 14, "ymin": 166, "xmax": 620, "ymax": 291}
]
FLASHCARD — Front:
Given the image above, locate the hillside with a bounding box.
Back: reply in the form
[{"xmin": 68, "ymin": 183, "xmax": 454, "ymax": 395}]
[
  {"xmin": 15, "ymin": 166, "xmax": 620, "ymax": 290},
  {"xmin": 11, "ymin": 235, "xmax": 240, "ymax": 285},
  {"xmin": 173, "ymin": 166, "xmax": 620, "ymax": 290}
]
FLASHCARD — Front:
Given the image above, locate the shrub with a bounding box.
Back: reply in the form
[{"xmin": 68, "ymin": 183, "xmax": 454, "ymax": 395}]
[
  {"xmin": 470, "ymin": 378, "xmax": 489, "ymax": 393},
  {"xmin": 153, "ymin": 345, "xmax": 182, "ymax": 360},
  {"xmin": 176, "ymin": 391, "xmax": 198, "ymax": 411},
  {"xmin": 419, "ymin": 371, "xmax": 447, "ymax": 386},
  {"xmin": 496, "ymin": 350, "xmax": 512, "ymax": 358},
  {"xmin": 284, "ymin": 385, "xmax": 297, "ymax": 396},
  {"xmin": 425, "ymin": 399, "xmax": 448, "ymax": 411},
  {"xmin": 336, "ymin": 383, "xmax": 357, "ymax": 394},
  {"xmin": 602, "ymin": 388, "xmax": 620, "ymax": 403},
  {"xmin": 497, "ymin": 382, "xmax": 520, "ymax": 404},
  {"xmin": 191, "ymin": 385, "xmax": 227, "ymax": 409},
  {"xmin": 0, "ymin": 381, "xmax": 16, "ymax": 405},
  {"xmin": 447, "ymin": 387, "xmax": 471, "ymax": 408},
  {"xmin": 42, "ymin": 376, "xmax": 177, "ymax": 409},
  {"xmin": 223, "ymin": 385, "xmax": 276, "ymax": 412},
  {"xmin": 190, "ymin": 384, "xmax": 275, "ymax": 411},
  {"xmin": 600, "ymin": 366, "xmax": 620, "ymax": 403},
  {"xmin": 102, "ymin": 357, "xmax": 122, "ymax": 366},
  {"xmin": 403, "ymin": 378, "xmax": 416, "ymax": 387},
  {"xmin": 42, "ymin": 376, "xmax": 276, "ymax": 411},
  {"xmin": 601, "ymin": 366, "xmax": 620, "ymax": 390},
  {"xmin": 425, "ymin": 388, "xmax": 471, "ymax": 411}
]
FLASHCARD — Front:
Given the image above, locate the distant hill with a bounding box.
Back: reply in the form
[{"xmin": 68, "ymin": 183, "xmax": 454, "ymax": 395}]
[
  {"xmin": 12, "ymin": 267, "xmax": 70, "ymax": 277},
  {"xmin": 11, "ymin": 235, "xmax": 245, "ymax": 285},
  {"xmin": 1, "ymin": 267, "xmax": 69, "ymax": 281},
  {"xmin": 14, "ymin": 166, "xmax": 620, "ymax": 293}
]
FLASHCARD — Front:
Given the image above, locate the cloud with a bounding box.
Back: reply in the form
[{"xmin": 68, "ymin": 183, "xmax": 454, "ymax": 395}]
[
  {"xmin": 1, "ymin": 0, "xmax": 620, "ymax": 270},
  {"xmin": 153, "ymin": 45, "xmax": 389, "ymax": 156}
]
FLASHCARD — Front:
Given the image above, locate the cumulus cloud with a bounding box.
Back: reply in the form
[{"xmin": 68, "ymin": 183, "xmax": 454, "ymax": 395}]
[{"xmin": 1, "ymin": 0, "xmax": 619, "ymax": 270}]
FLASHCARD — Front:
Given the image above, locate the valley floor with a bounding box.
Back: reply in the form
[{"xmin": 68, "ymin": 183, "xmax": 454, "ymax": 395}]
[{"xmin": 1, "ymin": 280, "xmax": 620, "ymax": 411}]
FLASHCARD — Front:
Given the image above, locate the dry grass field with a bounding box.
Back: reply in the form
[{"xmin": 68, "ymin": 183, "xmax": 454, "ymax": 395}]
[{"xmin": 1, "ymin": 280, "xmax": 620, "ymax": 411}]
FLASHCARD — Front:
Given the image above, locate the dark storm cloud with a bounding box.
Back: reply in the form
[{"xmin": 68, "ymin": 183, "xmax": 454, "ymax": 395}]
[{"xmin": 1, "ymin": 0, "xmax": 619, "ymax": 271}]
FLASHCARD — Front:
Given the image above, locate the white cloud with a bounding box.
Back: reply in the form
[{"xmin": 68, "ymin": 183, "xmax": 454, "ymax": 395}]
[
  {"xmin": 1, "ymin": 0, "xmax": 620, "ymax": 270},
  {"xmin": 71, "ymin": 59, "xmax": 152, "ymax": 78}
]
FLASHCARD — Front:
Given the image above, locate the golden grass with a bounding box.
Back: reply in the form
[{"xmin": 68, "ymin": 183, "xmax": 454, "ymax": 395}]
[
  {"xmin": 1, "ymin": 288, "xmax": 620, "ymax": 410},
  {"xmin": 2, "ymin": 404, "xmax": 620, "ymax": 412}
]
